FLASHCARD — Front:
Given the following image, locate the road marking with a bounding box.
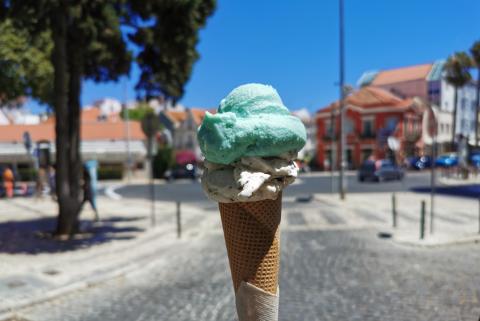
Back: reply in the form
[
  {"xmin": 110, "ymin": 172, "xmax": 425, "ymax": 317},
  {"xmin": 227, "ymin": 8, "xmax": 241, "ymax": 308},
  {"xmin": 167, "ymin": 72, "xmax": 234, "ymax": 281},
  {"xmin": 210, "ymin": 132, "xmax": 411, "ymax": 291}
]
[{"xmin": 105, "ymin": 185, "xmax": 123, "ymax": 200}]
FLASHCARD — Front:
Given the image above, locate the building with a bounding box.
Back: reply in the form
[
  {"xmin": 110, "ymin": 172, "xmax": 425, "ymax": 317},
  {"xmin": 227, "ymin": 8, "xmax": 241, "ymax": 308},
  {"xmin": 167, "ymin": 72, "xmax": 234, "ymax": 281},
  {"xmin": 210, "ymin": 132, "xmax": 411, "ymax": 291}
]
[
  {"xmin": 316, "ymin": 87, "xmax": 423, "ymax": 170},
  {"xmin": 292, "ymin": 108, "xmax": 317, "ymax": 161},
  {"xmin": 0, "ymin": 106, "xmax": 146, "ymax": 175},
  {"xmin": 159, "ymin": 108, "xmax": 212, "ymax": 160},
  {"xmin": 358, "ymin": 61, "xmax": 478, "ymax": 148}
]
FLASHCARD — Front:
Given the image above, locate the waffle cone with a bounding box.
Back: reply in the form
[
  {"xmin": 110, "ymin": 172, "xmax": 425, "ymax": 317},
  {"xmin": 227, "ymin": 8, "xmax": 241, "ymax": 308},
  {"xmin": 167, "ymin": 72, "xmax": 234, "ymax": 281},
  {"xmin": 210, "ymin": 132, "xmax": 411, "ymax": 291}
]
[{"xmin": 219, "ymin": 194, "xmax": 282, "ymax": 295}]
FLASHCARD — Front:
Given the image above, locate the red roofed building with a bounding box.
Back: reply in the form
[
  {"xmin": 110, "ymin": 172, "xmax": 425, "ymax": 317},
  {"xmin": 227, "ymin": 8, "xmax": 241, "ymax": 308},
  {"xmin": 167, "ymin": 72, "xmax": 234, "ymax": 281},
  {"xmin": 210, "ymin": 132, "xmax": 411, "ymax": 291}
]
[
  {"xmin": 370, "ymin": 63, "xmax": 433, "ymax": 99},
  {"xmin": 0, "ymin": 107, "xmax": 147, "ymax": 176},
  {"xmin": 316, "ymin": 87, "xmax": 424, "ymax": 170}
]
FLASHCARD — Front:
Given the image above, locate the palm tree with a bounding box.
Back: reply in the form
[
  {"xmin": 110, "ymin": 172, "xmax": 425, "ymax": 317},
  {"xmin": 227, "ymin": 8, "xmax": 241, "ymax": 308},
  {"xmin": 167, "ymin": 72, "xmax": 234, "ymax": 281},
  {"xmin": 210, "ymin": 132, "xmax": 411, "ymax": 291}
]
[
  {"xmin": 470, "ymin": 41, "xmax": 480, "ymax": 147},
  {"xmin": 444, "ymin": 52, "xmax": 472, "ymax": 149}
]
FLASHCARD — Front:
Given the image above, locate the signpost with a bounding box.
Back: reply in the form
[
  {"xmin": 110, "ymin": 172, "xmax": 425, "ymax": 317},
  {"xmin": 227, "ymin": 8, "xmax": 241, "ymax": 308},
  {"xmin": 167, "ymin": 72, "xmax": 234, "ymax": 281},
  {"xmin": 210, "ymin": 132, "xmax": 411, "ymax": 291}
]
[{"xmin": 141, "ymin": 113, "xmax": 160, "ymax": 227}]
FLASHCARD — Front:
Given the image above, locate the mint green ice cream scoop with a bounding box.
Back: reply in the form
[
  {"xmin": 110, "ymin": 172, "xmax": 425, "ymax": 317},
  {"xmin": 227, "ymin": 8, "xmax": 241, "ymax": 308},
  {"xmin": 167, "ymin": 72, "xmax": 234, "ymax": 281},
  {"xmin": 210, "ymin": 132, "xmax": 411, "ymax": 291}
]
[{"xmin": 197, "ymin": 83, "xmax": 307, "ymax": 165}]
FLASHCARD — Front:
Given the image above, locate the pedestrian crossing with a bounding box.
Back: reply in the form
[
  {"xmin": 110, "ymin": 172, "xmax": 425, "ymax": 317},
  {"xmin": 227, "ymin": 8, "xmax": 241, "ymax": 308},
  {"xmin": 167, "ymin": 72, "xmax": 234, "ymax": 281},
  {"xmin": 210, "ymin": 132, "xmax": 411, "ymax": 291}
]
[{"xmin": 281, "ymin": 196, "xmax": 479, "ymax": 234}]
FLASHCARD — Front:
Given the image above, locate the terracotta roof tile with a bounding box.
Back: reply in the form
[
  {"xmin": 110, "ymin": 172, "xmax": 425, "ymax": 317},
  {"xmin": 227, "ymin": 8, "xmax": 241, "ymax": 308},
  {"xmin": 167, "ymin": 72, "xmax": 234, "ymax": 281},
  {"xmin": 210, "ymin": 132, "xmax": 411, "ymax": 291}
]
[
  {"xmin": 0, "ymin": 120, "xmax": 145, "ymax": 143},
  {"xmin": 190, "ymin": 108, "xmax": 207, "ymax": 126},
  {"xmin": 318, "ymin": 86, "xmax": 413, "ymax": 113},
  {"xmin": 81, "ymin": 108, "xmax": 101, "ymax": 122},
  {"xmin": 371, "ymin": 63, "xmax": 432, "ymax": 85},
  {"xmin": 165, "ymin": 111, "xmax": 187, "ymax": 124}
]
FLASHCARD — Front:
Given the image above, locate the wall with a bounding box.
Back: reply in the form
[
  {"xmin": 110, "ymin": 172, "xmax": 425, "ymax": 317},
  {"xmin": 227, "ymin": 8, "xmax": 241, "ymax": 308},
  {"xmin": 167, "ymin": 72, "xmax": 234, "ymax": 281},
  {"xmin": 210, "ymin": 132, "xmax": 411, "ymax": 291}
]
[{"xmin": 440, "ymin": 79, "xmax": 477, "ymax": 140}]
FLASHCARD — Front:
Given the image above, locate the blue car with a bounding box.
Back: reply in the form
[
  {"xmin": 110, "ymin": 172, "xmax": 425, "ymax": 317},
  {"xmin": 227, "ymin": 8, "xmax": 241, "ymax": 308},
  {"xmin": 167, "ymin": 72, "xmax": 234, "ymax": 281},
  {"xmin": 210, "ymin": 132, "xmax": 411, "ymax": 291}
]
[
  {"xmin": 435, "ymin": 154, "xmax": 458, "ymax": 168},
  {"xmin": 470, "ymin": 153, "xmax": 480, "ymax": 167},
  {"xmin": 409, "ymin": 156, "xmax": 432, "ymax": 170}
]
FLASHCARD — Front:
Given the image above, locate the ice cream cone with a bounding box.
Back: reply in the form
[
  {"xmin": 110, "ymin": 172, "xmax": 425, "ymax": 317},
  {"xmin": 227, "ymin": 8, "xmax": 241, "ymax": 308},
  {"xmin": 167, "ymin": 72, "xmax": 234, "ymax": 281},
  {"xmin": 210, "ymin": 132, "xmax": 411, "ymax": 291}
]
[{"xmin": 219, "ymin": 194, "xmax": 282, "ymax": 295}]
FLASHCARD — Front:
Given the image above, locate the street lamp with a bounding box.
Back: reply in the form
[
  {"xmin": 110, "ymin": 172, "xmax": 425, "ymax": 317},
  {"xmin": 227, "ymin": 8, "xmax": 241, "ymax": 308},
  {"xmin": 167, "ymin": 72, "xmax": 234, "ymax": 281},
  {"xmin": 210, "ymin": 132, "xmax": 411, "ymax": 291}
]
[
  {"xmin": 123, "ymin": 77, "xmax": 132, "ymax": 183},
  {"xmin": 338, "ymin": 0, "xmax": 346, "ymax": 200}
]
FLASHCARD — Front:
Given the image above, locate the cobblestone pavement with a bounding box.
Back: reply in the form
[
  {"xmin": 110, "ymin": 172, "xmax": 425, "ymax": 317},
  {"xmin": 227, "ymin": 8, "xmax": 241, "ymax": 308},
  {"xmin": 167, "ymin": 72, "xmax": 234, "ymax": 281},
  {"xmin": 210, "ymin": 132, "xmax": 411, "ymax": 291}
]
[{"xmin": 11, "ymin": 226, "xmax": 480, "ymax": 321}]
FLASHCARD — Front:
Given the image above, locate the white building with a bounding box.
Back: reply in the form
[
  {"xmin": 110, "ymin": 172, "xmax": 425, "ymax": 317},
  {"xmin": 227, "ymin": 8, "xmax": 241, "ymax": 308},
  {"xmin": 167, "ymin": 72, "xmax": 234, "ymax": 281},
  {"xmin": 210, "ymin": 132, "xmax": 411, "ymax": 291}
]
[
  {"xmin": 439, "ymin": 80, "xmax": 477, "ymax": 142},
  {"xmin": 292, "ymin": 108, "xmax": 317, "ymax": 160}
]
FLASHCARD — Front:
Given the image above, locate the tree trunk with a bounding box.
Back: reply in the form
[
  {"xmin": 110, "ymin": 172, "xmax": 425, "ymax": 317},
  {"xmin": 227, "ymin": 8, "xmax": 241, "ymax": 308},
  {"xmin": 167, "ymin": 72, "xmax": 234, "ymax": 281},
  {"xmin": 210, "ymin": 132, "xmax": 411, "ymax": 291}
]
[
  {"xmin": 52, "ymin": 4, "xmax": 80, "ymax": 236},
  {"xmin": 66, "ymin": 24, "xmax": 84, "ymax": 234},
  {"xmin": 475, "ymin": 69, "xmax": 480, "ymax": 147},
  {"xmin": 451, "ymin": 86, "xmax": 458, "ymax": 151}
]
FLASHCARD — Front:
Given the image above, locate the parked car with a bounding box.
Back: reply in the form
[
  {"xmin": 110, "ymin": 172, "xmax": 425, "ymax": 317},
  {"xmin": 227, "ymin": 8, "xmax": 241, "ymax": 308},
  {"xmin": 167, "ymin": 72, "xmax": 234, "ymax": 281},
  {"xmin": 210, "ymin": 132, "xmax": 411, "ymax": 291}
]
[
  {"xmin": 165, "ymin": 163, "xmax": 198, "ymax": 181},
  {"xmin": 358, "ymin": 159, "xmax": 404, "ymax": 182},
  {"xmin": 409, "ymin": 156, "xmax": 432, "ymax": 170},
  {"xmin": 435, "ymin": 153, "xmax": 458, "ymax": 168},
  {"xmin": 470, "ymin": 152, "xmax": 480, "ymax": 167}
]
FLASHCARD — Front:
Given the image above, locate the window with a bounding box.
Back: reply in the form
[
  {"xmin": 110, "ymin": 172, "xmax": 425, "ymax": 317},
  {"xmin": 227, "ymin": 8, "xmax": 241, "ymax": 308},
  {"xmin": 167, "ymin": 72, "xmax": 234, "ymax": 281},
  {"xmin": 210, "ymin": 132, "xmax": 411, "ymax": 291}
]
[
  {"xmin": 461, "ymin": 98, "xmax": 467, "ymax": 111},
  {"xmin": 345, "ymin": 118, "xmax": 354, "ymax": 134},
  {"xmin": 362, "ymin": 119, "xmax": 374, "ymax": 137},
  {"xmin": 325, "ymin": 120, "xmax": 333, "ymax": 137},
  {"xmin": 385, "ymin": 116, "xmax": 398, "ymax": 132}
]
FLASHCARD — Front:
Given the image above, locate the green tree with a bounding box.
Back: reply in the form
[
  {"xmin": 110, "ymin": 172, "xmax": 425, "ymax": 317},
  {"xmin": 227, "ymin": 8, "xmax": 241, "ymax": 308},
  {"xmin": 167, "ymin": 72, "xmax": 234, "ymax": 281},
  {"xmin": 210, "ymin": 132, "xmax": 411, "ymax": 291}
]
[
  {"xmin": 470, "ymin": 41, "xmax": 480, "ymax": 147},
  {"xmin": 121, "ymin": 102, "xmax": 154, "ymax": 121},
  {"xmin": 444, "ymin": 52, "xmax": 472, "ymax": 149},
  {"xmin": 153, "ymin": 146, "xmax": 175, "ymax": 178},
  {"xmin": 1, "ymin": 1, "xmax": 131, "ymax": 236},
  {"xmin": 1, "ymin": 0, "xmax": 216, "ymax": 237},
  {"xmin": 0, "ymin": 19, "xmax": 53, "ymax": 106},
  {"xmin": 127, "ymin": 0, "xmax": 216, "ymax": 102}
]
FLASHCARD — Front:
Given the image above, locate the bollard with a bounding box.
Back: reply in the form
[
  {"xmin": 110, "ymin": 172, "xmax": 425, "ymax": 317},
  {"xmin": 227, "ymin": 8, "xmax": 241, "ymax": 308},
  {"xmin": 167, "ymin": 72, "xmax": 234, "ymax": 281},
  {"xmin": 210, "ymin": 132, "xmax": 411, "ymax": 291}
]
[
  {"xmin": 420, "ymin": 200, "xmax": 426, "ymax": 240},
  {"xmin": 392, "ymin": 193, "xmax": 397, "ymax": 228},
  {"xmin": 176, "ymin": 201, "xmax": 182, "ymax": 238}
]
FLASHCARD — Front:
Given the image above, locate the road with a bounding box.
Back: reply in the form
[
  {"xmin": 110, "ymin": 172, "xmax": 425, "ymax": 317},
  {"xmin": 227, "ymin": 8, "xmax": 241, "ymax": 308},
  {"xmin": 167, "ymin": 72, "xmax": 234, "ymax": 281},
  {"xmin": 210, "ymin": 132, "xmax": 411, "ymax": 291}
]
[
  {"xmin": 115, "ymin": 171, "xmax": 432, "ymax": 203},
  {"xmin": 16, "ymin": 228, "xmax": 480, "ymax": 321}
]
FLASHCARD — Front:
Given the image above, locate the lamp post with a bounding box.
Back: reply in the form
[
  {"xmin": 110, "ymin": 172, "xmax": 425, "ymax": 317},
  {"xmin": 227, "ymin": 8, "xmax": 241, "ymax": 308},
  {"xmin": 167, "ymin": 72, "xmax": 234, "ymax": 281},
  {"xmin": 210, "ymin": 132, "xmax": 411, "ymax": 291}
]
[
  {"xmin": 338, "ymin": 0, "xmax": 346, "ymax": 200},
  {"xmin": 330, "ymin": 102, "xmax": 336, "ymax": 194},
  {"xmin": 429, "ymin": 106, "xmax": 437, "ymax": 234},
  {"xmin": 123, "ymin": 78, "xmax": 132, "ymax": 183}
]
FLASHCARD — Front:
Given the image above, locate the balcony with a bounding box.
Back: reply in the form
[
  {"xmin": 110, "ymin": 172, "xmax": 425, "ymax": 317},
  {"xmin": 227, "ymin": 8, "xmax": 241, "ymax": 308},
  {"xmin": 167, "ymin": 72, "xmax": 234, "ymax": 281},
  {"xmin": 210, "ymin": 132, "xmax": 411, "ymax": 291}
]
[
  {"xmin": 360, "ymin": 131, "xmax": 376, "ymax": 139},
  {"xmin": 322, "ymin": 133, "xmax": 339, "ymax": 142}
]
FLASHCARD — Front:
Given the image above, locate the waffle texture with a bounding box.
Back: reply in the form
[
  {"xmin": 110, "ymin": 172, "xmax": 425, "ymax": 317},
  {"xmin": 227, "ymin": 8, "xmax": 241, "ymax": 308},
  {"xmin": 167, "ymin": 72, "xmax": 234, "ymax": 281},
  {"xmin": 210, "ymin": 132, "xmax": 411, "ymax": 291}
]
[{"xmin": 219, "ymin": 194, "xmax": 282, "ymax": 295}]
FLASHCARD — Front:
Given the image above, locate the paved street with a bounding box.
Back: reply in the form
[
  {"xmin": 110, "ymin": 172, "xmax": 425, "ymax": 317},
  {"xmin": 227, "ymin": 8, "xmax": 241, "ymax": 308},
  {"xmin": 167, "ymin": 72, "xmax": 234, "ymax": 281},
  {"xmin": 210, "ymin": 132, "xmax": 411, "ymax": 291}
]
[
  {"xmin": 116, "ymin": 171, "xmax": 432, "ymax": 203},
  {"xmin": 12, "ymin": 226, "xmax": 480, "ymax": 320}
]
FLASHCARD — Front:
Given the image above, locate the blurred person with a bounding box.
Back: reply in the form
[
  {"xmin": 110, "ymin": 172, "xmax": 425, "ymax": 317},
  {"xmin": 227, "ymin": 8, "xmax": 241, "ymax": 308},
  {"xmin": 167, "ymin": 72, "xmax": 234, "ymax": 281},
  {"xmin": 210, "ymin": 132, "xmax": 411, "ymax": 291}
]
[
  {"xmin": 48, "ymin": 165, "xmax": 56, "ymax": 200},
  {"xmin": 3, "ymin": 166, "xmax": 14, "ymax": 198},
  {"xmin": 80, "ymin": 165, "xmax": 99, "ymax": 221},
  {"xmin": 35, "ymin": 167, "xmax": 47, "ymax": 199}
]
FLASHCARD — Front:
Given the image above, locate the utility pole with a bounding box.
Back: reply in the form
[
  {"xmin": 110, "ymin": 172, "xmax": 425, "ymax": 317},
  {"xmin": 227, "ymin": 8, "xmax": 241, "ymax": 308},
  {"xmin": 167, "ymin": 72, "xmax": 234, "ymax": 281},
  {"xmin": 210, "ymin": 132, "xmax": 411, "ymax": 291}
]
[
  {"xmin": 338, "ymin": 0, "xmax": 346, "ymax": 200},
  {"xmin": 429, "ymin": 106, "xmax": 437, "ymax": 234},
  {"xmin": 330, "ymin": 104, "xmax": 336, "ymax": 194},
  {"xmin": 123, "ymin": 77, "xmax": 132, "ymax": 183}
]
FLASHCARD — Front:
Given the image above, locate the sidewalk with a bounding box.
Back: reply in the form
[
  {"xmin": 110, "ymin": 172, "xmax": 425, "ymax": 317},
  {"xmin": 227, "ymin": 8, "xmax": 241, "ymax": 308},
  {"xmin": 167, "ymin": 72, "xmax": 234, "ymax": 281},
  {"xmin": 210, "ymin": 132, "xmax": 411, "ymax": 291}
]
[
  {"xmin": 0, "ymin": 196, "xmax": 220, "ymax": 315},
  {"xmin": 438, "ymin": 173, "xmax": 480, "ymax": 186},
  {"xmin": 312, "ymin": 192, "xmax": 480, "ymax": 246}
]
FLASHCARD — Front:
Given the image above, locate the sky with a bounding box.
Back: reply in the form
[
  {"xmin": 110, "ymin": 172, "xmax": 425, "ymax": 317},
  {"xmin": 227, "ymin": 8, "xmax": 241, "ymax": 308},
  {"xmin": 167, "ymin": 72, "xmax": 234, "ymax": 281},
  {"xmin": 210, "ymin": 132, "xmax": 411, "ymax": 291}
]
[{"xmin": 26, "ymin": 0, "xmax": 480, "ymax": 114}]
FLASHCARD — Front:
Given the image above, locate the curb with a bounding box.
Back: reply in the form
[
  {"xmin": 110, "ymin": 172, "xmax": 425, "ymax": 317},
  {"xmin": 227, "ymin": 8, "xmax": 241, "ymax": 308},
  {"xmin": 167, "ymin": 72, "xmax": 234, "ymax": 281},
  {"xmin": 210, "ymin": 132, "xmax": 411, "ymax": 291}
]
[{"xmin": 391, "ymin": 234, "xmax": 480, "ymax": 248}]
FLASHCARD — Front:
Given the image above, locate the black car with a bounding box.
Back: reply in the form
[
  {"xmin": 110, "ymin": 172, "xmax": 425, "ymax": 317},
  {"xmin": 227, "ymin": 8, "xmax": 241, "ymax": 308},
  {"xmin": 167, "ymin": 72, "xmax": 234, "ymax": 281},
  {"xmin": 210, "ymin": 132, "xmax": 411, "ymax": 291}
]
[
  {"xmin": 165, "ymin": 163, "xmax": 198, "ymax": 180},
  {"xmin": 358, "ymin": 159, "xmax": 404, "ymax": 182}
]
